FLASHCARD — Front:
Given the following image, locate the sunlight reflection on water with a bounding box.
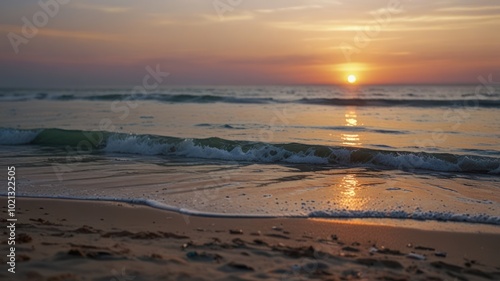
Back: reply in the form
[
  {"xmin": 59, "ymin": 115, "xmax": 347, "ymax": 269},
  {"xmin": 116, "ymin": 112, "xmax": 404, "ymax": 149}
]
[{"xmin": 341, "ymin": 108, "xmax": 361, "ymax": 146}]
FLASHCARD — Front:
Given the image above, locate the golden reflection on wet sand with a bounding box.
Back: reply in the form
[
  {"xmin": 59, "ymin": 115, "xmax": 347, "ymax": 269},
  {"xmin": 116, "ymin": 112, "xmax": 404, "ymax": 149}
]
[
  {"xmin": 340, "ymin": 174, "xmax": 358, "ymax": 197},
  {"xmin": 336, "ymin": 173, "xmax": 368, "ymax": 210}
]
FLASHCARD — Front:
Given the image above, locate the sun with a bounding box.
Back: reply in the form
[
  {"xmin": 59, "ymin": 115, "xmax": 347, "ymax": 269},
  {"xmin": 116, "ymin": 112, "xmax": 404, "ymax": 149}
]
[{"xmin": 347, "ymin": 74, "xmax": 357, "ymax": 84}]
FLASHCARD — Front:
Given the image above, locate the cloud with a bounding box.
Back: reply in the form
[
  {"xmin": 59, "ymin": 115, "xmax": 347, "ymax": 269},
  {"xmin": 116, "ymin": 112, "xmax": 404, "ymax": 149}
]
[
  {"xmin": 75, "ymin": 3, "xmax": 131, "ymax": 14},
  {"xmin": 0, "ymin": 25, "xmax": 120, "ymax": 41},
  {"xmin": 202, "ymin": 12, "xmax": 255, "ymax": 22},
  {"xmin": 395, "ymin": 14, "xmax": 500, "ymax": 23},
  {"xmin": 255, "ymin": 4, "xmax": 325, "ymax": 14},
  {"xmin": 269, "ymin": 11, "xmax": 500, "ymax": 33},
  {"xmin": 435, "ymin": 5, "xmax": 500, "ymax": 13},
  {"xmin": 222, "ymin": 54, "xmax": 328, "ymax": 66},
  {"xmin": 269, "ymin": 20, "xmax": 362, "ymax": 32}
]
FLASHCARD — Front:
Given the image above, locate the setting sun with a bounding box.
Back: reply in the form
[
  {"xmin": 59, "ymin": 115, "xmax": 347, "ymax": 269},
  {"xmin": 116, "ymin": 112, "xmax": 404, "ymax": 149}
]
[{"xmin": 347, "ymin": 74, "xmax": 357, "ymax": 84}]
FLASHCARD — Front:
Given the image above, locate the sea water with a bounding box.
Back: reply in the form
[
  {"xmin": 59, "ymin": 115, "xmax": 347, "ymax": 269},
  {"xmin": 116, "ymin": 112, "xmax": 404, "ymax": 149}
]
[{"xmin": 0, "ymin": 85, "xmax": 499, "ymax": 226}]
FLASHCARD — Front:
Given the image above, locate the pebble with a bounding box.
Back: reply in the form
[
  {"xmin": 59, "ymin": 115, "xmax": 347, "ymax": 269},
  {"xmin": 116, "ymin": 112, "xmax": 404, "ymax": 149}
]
[
  {"xmin": 407, "ymin": 252, "xmax": 426, "ymax": 260},
  {"xmin": 229, "ymin": 229, "xmax": 243, "ymax": 235},
  {"xmin": 435, "ymin": 251, "xmax": 447, "ymax": 257}
]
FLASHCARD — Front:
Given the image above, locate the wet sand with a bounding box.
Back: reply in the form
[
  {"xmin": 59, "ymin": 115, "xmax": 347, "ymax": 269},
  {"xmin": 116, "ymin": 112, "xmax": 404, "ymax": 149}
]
[{"xmin": 1, "ymin": 197, "xmax": 499, "ymax": 281}]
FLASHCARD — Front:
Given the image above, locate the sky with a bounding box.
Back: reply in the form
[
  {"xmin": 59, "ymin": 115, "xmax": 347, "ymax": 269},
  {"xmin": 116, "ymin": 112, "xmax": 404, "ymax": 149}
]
[{"xmin": 0, "ymin": 0, "xmax": 499, "ymax": 87}]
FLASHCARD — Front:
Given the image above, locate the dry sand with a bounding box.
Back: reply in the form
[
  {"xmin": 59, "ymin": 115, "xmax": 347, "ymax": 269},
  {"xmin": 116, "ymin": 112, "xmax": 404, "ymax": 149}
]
[{"xmin": 1, "ymin": 197, "xmax": 499, "ymax": 280}]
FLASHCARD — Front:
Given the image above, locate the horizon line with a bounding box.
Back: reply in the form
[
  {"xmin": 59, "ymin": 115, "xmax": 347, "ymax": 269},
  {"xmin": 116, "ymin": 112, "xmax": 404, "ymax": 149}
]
[{"xmin": 0, "ymin": 82, "xmax": 486, "ymax": 89}]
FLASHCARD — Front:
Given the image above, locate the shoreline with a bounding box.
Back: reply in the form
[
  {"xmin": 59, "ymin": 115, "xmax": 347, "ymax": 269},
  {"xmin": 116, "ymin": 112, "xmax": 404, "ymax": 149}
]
[
  {"xmin": 1, "ymin": 197, "xmax": 499, "ymax": 280},
  {"xmin": 4, "ymin": 195, "xmax": 500, "ymax": 231}
]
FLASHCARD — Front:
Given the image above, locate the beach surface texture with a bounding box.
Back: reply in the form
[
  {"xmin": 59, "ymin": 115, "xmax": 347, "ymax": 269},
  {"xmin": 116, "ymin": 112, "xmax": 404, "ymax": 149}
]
[{"xmin": 1, "ymin": 197, "xmax": 499, "ymax": 281}]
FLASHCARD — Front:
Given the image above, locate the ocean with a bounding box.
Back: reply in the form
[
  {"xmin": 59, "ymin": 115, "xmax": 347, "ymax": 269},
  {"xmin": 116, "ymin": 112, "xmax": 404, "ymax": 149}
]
[{"xmin": 1, "ymin": 85, "xmax": 499, "ymax": 227}]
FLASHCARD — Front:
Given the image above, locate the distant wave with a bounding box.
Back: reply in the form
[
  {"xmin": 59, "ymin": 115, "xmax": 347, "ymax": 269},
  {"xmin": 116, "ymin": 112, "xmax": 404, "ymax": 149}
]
[
  {"xmin": 298, "ymin": 98, "xmax": 500, "ymax": 108},
  {"xmin": 1, "ymin": 128, "xmax": 499, "ymax": 174},
  {"xmin": 1, "ymin": 92, "xmax": 500, "ymax": 108},
  {"xmin": 194, "ymin": 123, "xmax": 410, "ymax": 135}
]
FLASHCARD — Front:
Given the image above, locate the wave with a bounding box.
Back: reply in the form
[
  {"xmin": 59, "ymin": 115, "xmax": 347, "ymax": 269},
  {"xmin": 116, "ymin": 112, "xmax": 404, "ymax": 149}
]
[
  {"xmin": 1, "ymin": 93, "xmax": 500, "ymax": 108},
  {"xmin": 1, "ymin": 128, "xmax": 499, "ymax": 174}
]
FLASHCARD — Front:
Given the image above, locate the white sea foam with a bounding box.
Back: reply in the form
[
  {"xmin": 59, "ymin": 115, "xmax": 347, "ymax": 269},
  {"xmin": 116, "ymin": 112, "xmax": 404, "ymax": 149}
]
[
  {"xmin": 0, "ymin": 128, "xmax": 39, "ymax": 145},
  {"xmin": 308, "ymin": 210, "xmax": 500, "ymax": 225},
  {"xmin": 104, "ymin": 135, "xmax": 167, "ymax": 155}
]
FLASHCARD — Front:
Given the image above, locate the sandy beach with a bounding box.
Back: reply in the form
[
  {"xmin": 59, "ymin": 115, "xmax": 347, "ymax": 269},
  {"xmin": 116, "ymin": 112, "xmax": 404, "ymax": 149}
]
[{"xmin": 1, "ymin": 197, "xmax": 499, "ymax": 281}]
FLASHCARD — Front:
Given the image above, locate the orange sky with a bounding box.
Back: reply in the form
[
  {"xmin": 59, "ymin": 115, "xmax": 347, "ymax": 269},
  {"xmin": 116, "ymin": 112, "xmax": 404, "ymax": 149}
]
[{"xmin": 1, "ymin": 0, "xmax": 499, "ymax": 86}]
